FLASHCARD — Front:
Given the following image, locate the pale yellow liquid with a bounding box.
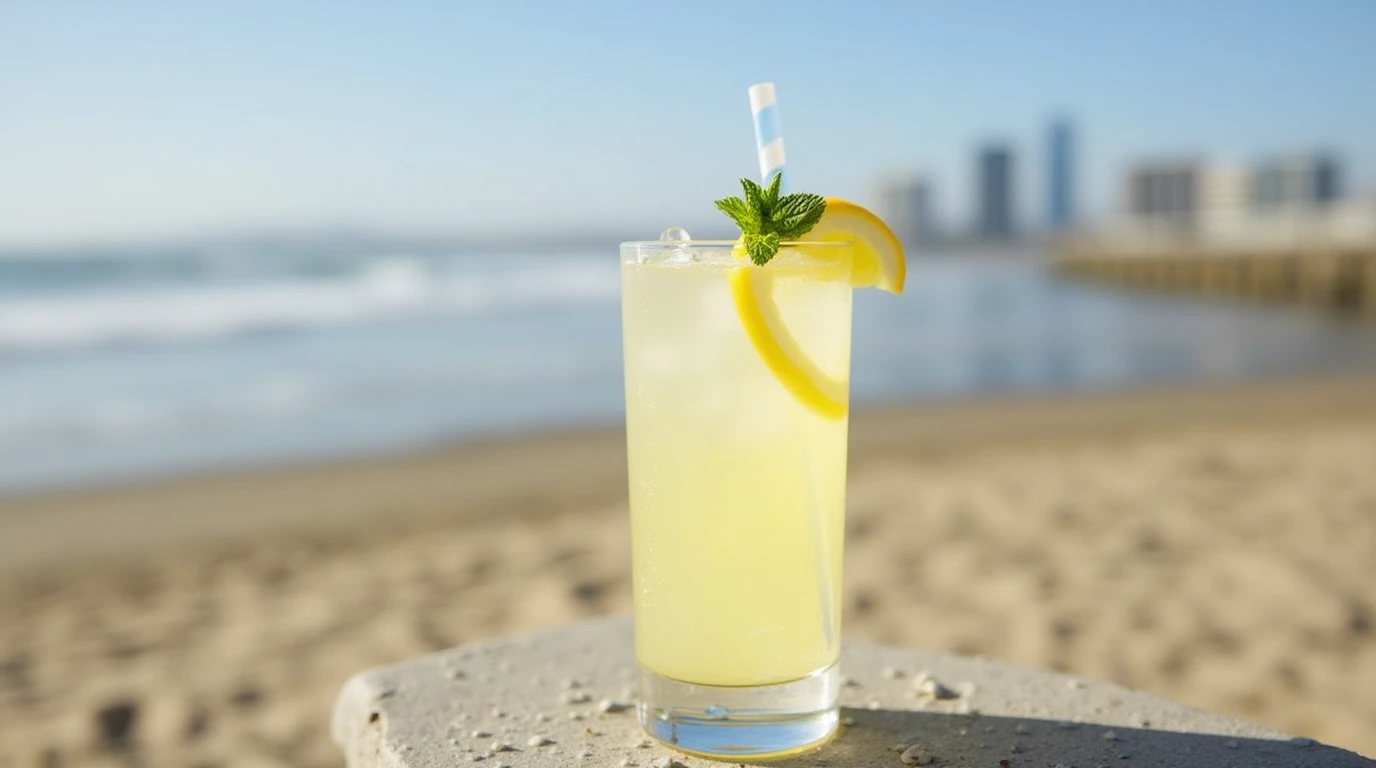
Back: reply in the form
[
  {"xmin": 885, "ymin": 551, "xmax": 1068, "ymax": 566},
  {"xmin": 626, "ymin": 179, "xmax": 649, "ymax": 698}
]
[{"xmin": 622, "ymin": 248, "xmax": 852, "ymax": 687}]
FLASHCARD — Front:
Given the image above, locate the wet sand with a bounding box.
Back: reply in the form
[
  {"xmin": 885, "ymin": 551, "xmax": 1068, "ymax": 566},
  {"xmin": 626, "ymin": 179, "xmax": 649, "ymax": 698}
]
[{"xmin": 1, "ymin": 375, "xmax": 1374, "ymax": 766}]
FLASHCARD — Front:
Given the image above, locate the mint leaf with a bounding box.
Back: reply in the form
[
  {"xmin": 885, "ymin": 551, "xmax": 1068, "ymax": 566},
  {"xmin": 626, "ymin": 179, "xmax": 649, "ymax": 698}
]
[
  {"xmin": 713, "ymin": 179, "xmax": 827, "ymax": 265},
  {"xmin": 714, "ymin": 196, "xmax": 760, "ymax": 233},
  {"xmin": 744, "ymin": 232, "xmax": 781, "ymax": 265},
  {"xmin": 773, "ymin": 193, "xmax": 826, "ymax": 238},
  {"xmin": 741, "ymin": 178, "xmax": 768, "ymax": 221},
  {"xmin": 763, "ymin": 172, "xmax": 783, "ymax": 212}
]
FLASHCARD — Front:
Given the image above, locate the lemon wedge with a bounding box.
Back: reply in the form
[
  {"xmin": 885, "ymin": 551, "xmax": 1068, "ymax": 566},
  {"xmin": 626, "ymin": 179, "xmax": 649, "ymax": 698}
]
[
  {"xmin": 731, "ymin": 198, "xmax": 906, "ymax": 418},
  {"xmin": 806, "ymin": 198, "xmax": 906, "ymax": 293}
]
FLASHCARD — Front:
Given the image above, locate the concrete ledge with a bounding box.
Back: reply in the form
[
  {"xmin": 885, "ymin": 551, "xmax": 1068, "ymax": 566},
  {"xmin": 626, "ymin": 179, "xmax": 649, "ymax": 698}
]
[{"xmin": 332, "ymin": 616, "xmax": 1371, "ymax": 767}]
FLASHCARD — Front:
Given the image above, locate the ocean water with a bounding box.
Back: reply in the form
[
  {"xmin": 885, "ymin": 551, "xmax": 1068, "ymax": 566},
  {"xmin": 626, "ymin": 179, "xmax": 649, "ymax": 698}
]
[{"xmin": 3, "ymin": 243, "xmax": 1376, "ymax": 497}]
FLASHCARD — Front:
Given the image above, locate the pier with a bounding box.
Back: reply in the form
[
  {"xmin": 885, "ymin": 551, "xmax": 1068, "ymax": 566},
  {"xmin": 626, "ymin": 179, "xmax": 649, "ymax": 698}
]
[{"xmin": 1052, "ymin": 241, "xmax": 1376, "ymax": 319}]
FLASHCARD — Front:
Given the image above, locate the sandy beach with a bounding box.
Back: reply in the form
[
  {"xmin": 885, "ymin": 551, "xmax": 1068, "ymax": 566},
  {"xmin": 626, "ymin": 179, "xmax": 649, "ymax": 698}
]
[{"xmin": 1, "ymin": 375, "xmax": 1374, "ymax": 767}]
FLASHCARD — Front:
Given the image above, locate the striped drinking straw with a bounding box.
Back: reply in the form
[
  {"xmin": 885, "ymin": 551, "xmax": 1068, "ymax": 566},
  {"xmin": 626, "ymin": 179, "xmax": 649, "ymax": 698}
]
[
  {"xmin": 748, "ymin": 82, "xmax": 787, "ymax": 189},
  {"xmin": 746, "ymin": 81, "xmax": 836, "ymax": 650}
]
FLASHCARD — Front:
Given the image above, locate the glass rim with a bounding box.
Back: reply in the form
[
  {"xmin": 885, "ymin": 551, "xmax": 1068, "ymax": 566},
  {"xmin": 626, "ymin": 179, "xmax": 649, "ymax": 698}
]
[{"xmin": 619, "ymin": 239, "xmax": 851, "ymax": 248}]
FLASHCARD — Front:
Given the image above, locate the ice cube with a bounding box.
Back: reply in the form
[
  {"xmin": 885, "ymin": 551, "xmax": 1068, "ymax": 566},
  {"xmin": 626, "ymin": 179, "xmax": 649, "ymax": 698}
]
[{"xmin": 659, "ymin": 226, "xmax": 693, "ymax": 263}]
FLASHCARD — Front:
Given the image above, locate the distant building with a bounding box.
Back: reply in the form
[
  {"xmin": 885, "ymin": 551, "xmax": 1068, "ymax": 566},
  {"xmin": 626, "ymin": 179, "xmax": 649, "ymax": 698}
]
[
  {"xmin": 1253, "ymin": 153, "xmax": 1341, "ymax": 209},
  {"xmin": 1124, "ymin": 161, "xmax": 1201, "ymax": 234},
  {"xmin": 1115, "ymin": 154, "xmax": 1364, "ymax": 248},
  {"xmin": 1197, "ymin": 164, "xmax": 1252, "ymax": 243},
  {"xmin": 877, "ymin": 175, "xmax": 935, "ymax": 247},
  {"xmin": 976, "ymin": 144, "xmax": 1015, "ymax": 238},
  {"xmin": 1046, "ymin": 118, "xmax": 1074, "ymax": 231}
]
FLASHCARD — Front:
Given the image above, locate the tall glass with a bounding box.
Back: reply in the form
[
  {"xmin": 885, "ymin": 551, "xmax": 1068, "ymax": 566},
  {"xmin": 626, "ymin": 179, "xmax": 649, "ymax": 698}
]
[{"xmin": 620, "ymin": 240, "xmax": 854, "ymax": 758}]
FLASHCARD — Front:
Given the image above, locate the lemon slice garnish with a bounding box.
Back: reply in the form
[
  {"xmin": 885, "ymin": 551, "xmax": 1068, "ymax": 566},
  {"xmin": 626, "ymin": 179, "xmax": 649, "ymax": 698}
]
[
  {"xmin": 806, "ymin": 198, "xmax": 906, "ymax": 293},
  {"xmin": 730, "ymin": 265, "xmax": 849, "ymax": 419},
  {"xmin": 732, "ymin": 199, "xmax": 906, "ymax": 418}
]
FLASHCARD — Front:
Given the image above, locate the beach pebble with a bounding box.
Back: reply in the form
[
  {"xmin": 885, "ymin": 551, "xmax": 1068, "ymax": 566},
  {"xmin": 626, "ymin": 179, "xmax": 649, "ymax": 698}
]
[
  {"xmin": 568, "ymin": 711, "xmax": 586, "ymax": 720},
  {"xmin": 1014, "ymin": 723, "xmax": 1030, "ymax": 734},
  {"xmin": 1225, "ymin": 740, "xmax": 1239, "ymax": 749},
  {"xmin": 526, "ymin": 735, "xmax": 555, "ymax": 747},
  {"xmin": 882, "ymin": 666, "xmax": 904, "ymax": 679},
  {"xmin": 653, "ymin": 758, "xmax": 688, "ymax": 768},
  {"xmin": 1009, "ymin": 743, "xmax": 1024, "ymax": 754},
  {"xmin": 842, "ymin": 675, "xmax": 860, "ymax": 687},
  {"xmin": 841, "ymin": 716, "xmax": 856, "ymax": 726},
  {"xmin": 914, "ymin": 672, "xmax": 958, "ymax": 700},
  {"xmin": 471, "ymin": 729, "xmax": 492, "ymax": 738},
  {"xmin": 1066, "ymin": 678, "xmax": 1086, "ymax": 690},
  {"xmin": 490, "ymin": 742, "xmax": 517, "ymax": 752},
  {"xmin": 598, "ymin": 698, "xmax": 632, "ymax": 714},
  {"xmin": 563, "ymin": 691, "xmax": 593, "ymax": 704},
  {"xmin": 899, "ymin": 744, "xmax": 934, "ymax": 765},
  {"xmin": 562, "ymin": 678, "xmax": 583, "ymax": 690},
  {"xmin": 1102, "ymin": 730, "xmax": 1120, "ymax": 741}
]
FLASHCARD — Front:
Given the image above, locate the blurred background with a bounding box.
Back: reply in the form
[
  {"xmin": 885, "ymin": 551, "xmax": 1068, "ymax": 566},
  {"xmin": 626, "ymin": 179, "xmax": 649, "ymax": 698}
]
[{"xmin": 1, "ymin": 2, "xmax": 1374, "ymax": 766}]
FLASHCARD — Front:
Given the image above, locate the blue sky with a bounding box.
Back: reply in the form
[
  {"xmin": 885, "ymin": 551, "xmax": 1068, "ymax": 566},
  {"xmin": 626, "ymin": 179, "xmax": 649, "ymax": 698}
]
[{"xmin": 1, "ymin": 1, "xmax": 1373, "ymax": 246}]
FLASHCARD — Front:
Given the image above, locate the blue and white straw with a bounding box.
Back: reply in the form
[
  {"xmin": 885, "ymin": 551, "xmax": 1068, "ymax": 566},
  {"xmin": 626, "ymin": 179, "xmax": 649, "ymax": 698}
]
[
  {"xmin": 748, "ymin": 82, "xmax": 786, "ymax": 188},
  {"xmin": 748, "ymin": 82, "xmax": 835, "ymax": 650}
]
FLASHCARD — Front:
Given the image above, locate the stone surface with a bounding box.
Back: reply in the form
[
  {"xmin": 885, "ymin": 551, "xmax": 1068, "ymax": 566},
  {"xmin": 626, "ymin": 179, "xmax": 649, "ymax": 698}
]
[{"xmin": 332, "ymin": 617, "xmax": 1371, "ymax": 768}]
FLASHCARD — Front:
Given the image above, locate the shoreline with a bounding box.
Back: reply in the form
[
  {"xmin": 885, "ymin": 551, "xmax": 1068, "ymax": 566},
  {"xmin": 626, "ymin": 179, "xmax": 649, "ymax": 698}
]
[{"xmin": 4, "ymin": 371, "xmax": 1376, "ymax": 575}]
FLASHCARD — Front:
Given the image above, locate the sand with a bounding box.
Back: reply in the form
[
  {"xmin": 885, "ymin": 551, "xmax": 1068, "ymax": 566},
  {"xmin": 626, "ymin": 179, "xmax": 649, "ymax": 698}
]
[{"xmin": 1, "ymin": 375, "xmax": 1374, "ymax": 767}]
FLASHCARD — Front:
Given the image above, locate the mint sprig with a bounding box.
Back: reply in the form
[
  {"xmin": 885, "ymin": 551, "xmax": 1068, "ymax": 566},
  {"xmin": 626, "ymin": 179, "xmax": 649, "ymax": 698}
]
[{"xmin": 714, "ymin": 174, "xmax": 827, "ymax": 265}]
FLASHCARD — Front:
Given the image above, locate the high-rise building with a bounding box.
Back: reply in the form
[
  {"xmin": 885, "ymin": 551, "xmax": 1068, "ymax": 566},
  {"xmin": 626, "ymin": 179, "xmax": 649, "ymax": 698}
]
[
  {"xmin": 877, "ymin": 175, "xmax": 935, "ymax": 247},
  {"xmin": 1046, "ymin": 118, "xmax": 1074, "ymax": 231},
  {"xmin": 1124, "ymin": 161, "xmax": 1201, "ymax": 233},
  {"xmin": 976, "ymin": 144, "xmax": 1014, "ymax": 238},
  {"xmin": 1253, "ymin": 153, "xmax": 1342, "ymax": 209}
]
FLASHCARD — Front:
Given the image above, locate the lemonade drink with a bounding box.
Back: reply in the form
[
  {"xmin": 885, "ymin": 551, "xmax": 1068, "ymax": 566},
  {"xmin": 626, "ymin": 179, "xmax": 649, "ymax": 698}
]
[
  {"xmin": 621, "ymin": 243, "xmax": 853, "ymax": 688},
  {"xmin": 621, "ymin": 127, "xmax": 904, "ymax": 758}
]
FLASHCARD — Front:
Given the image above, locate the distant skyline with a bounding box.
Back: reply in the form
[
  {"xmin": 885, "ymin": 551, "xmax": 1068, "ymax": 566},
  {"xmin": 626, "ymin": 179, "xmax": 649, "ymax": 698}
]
[{"xmin": 2, "ymin": 1, "xmax": 1374, "ymax": 247}]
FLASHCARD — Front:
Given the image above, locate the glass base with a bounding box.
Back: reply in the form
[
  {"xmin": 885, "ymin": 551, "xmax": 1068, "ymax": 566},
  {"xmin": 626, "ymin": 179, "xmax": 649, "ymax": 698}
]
[{"xmin": 637, "ymin": 663, "xmax": 839, "ymax": 759}]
